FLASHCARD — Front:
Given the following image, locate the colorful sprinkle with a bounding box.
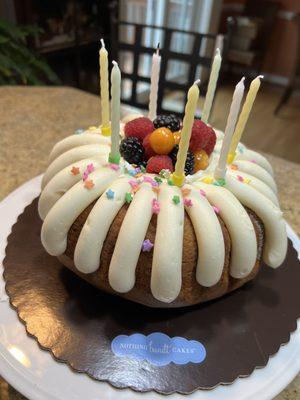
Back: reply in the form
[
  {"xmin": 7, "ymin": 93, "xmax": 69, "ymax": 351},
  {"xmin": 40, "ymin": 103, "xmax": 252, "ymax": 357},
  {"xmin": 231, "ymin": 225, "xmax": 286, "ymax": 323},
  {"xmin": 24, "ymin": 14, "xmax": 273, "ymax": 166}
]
[
  {"xmin": 230, "ymin": 164, "xmax": 238, "ymax": 170},
  {"xmin": 213, "ymin": 178, "xmax": 226, "ymax": 186},
  {"xmin": 202, "ymin": 177, "xmax": 213, "ymax": 184},
  {"xmin": 86, "ymin": 163, "xmax": 95, "ymax": 174},
  {"xmin": 159, "ymin": 169, "xmax": 171, "ymax": 179},
  {"xmin": 129, "ymin": 179, "xmax": 139, "ymax": 190},
  {"xmin": 88, "ymin": 126, "xmax": 98, "ymax": 131},
  {"xmin": 106, "ymin": 189, "xmax": 115, "ymax": 199},
  {"xmin": 83, "ymin": 171, "xmax": 89, "ymax": 181},
  {"xmin": 152, "ymin": 187, "xmax": 160, "ymax": 195},
  {"xmin": 244, "ymin": 178, "xmax": 251, "ymax": 184},
  {"xmin": 128, "ymin": 169, "xmax": 137, "ymax": 176},
  {"xmin": 237, "ymin": 175, "xmax": 244, "ymax": 182},
  {"xmin": 167, "ymin": 179, "xmax": 174, "ymax": 186},
  {"xmin": 213, "ymin": 206, "xmax": 220, "ymax": 214},
  {"xmin": 172, "ymin": 195, "xmax": 180, "ymax": 205},
  {"xmin": 142, "ymin": 239, "xmax": 154, "ymax": 252},
  {"xmin": 71, "ymin": 166, "xmax": 80, "ymax": 175},
  {"xmin": 84, "ymin": 179, "xmax": 94, "ymax": 190},
  {"xmin": 152, "ymin": 198, "xmax": 160, "ymax": 214},
  {"xmin": 140, "ymin": 165, "xmax": 146, "ymax": 173},
  {"xmin": 199, "ymin": 189, "xmax": 206, "ymax": 197},
  {"xmin": 135, "ymin": 173, "xmax": 144, "ymax": 179},
  {"xmin": 250, "ymin": 159, "xmax": 257, "ymax": 164},
  {"xmin": 74, "ymin": 128, "xmax": 84, "ymax": 135},
  {"xmin": 181, "ymin": 188, "xmax": 191, "ymax": 197},
  {"xmin": 143, "ymin": 176, "xmax": 158, "ymax": 187},
  {"xmin": 109, "ymin": 163, "xmax": 120, "ymax": 171},
  {"xmin": 125, "ymin": 192, "xmax": 133, "ymax": 203},
  {"xmin": 184, "ymin": 198, "xmax": 193, "ymax": 207},
  {"xmin": 154, "ymin": 176, "xmax": 163, "ymax": 184}
]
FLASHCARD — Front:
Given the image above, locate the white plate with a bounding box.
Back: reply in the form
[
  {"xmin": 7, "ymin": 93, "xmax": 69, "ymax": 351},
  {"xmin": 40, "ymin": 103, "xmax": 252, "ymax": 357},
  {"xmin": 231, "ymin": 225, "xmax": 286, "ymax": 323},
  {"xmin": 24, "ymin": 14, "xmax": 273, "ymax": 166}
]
[{"xmin": 0, "ymin": 176, "xmax": 300, "ymax": 400}]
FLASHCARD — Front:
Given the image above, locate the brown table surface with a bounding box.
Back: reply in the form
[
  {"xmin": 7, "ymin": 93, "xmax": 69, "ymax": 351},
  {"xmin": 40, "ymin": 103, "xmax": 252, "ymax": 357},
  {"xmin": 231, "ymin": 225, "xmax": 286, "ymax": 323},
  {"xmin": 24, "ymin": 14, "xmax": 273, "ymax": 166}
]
[{"xmin": 0, "ymin": 86, "xmax": 299, "ymax": 400}]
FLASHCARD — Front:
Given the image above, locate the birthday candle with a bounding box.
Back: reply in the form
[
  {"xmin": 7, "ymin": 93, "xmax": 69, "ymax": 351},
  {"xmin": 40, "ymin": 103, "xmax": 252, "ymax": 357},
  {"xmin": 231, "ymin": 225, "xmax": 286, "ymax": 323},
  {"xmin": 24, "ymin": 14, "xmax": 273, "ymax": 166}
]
[
  {"xmin": 228, "ymin": 75, "xmax": 263, "ymax": 163},
  {"xmin": 109, "ymin": 61, "xmax": 121, "ymax": 164},
  {"xmin": 99, "ymin": 39, "xmax": 111, "ymax": 136},
  {"xmin": 214, "ymin": 77, "xmax": 245, "ymax": 180},
  {"xmin": 148, "ymin": 44, "xmax": 161, "ymax": 121},
  {"xmin": 201, "ymin": 48, "xmax": 222, "ymax": 124},
  {"xmin": 172, "ymin": 81, "xmax": 200, "ymax": 187}
]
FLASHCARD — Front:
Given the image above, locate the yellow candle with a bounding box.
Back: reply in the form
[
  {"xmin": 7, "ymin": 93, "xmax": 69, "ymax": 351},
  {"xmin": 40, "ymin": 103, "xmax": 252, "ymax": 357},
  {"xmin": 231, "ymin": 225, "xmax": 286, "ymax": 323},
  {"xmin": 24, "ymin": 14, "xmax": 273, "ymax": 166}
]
[
  {"xmin": 201, "ymin": 48, "xmax": 222, "ymax": 124},
  {"xmin": 228, "ymin": 75, "xmax": 263, "ymax": 163},
  {"xmin": 172, "ymin": 81, "xmax": 199, "ymax": 187},
  {"xmin": 99, "ymin": 38, "xmax": 111, "ymax": 136}
]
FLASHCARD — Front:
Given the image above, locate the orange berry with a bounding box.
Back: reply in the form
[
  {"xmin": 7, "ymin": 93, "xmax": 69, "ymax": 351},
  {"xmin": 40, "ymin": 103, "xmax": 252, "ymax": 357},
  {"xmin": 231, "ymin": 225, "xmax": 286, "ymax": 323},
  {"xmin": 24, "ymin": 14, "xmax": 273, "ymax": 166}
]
[
  {"xmin": 194, "ymin": 150, "xmax": 209, "ymax": 172},
  {"xmin": 149, "ymin": 127, "xmax": 175, "ymax": 155},
  {"xmin": 173, "ymin": 130, "xmax": 181, "ymax": 145}
]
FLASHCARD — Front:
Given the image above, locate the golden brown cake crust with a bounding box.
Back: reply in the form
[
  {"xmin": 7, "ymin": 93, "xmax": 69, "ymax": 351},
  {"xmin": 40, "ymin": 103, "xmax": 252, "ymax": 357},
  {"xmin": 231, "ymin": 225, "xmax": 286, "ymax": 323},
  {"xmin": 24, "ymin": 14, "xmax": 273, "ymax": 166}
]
[{"xmin": 58, "ymin": 202, "xmax": 265, "ymax": 308}]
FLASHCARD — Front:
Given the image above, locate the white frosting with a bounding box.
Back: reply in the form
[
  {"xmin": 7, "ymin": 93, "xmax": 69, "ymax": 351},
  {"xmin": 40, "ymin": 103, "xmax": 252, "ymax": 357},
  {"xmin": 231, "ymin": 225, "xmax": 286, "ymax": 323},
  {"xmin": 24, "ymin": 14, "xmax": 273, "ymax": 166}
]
[
  {"xmin": 151, "ymin": 184, "xmax": 184, "ymax": 303},
  {"xmin": 39, "ymin": 126, "xmax": 287, "ymax": 304},
  {"xmin": 42, "ymin": 144, "xmax": 110, "ymax": 189},
  {"xmin": 194, "ymin": 182, "xmax": 257, "ymax": 279},
  {"xmin": 41, "ymin": 167, "xmax": 121, "ymax": 256},
  {"xmin": 184, "ymin": 185, "xmax": 225, "ymax": 287},
  {"xmin": 109, "ymin": 181, "xmax": 157, "ymax": 293},
  {"xmin": 74, "ymin": 177, "xmax": 131, "ymax": 273}
]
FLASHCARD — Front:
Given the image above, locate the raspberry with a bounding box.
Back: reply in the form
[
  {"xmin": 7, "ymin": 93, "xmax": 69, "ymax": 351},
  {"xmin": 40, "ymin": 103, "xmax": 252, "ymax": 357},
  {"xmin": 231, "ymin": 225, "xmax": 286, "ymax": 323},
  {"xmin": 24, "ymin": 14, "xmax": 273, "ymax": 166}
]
[
  {"xmin": 120, "ymin": 137, "xmax": 144, "ymax": 165},
  {"xmin": 146, "ymin": 155, "xmax": 174, "ymax": 174},
  {"xmin": 143, "ymin": 134, "xmax": 156, "ymax": 159},
  {"xmin": 189, "ymin": 119, "xmax": 210, "ymax": 152},
  {"xmin": 203, "ymin": 127, "xmax": 216, "ymax": 155},
  {"xmin": 169, "ymin": 145, "xmax": 195, "ymax": 175},
  {"xmin": 153, "ymin": 114, "xmax": 181, "ymax": 132},
  {"xmin": 124, "ymin": 117, "xmax": 154, "ymax": 142}
]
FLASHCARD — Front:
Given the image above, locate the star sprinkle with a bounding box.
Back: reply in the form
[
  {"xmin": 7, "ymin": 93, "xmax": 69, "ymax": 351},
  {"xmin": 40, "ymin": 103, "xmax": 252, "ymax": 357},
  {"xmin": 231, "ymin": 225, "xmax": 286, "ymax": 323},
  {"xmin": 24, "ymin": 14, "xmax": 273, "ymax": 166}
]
[
  {"xmin": 250, "ymin": 159, "xmax": 257, "ymax": 164},
  {"xmin": 237, "ymin": 175, "xmax": 244, "ymax": 182},
  {"xmin": 142, "ymin": 239, "xmax": 154, "ymax": 252},
  {"xmin": 74, "ymin": 128, "xmax": 84, "ymax": 135},
  {"xmin": 71, "ymin": 166, "xmax": 80, "ymax": 175},
  {"xmin": 86, "ymin": 163, "xmax": 95, "ymax": 174},
  {"xmin": 159, "ymin": 169, "xmax": 171, "ymax": 179},
  {"xmin": 172, "ymin": 195, "xmax": 180, "ymax": 205},
  {"xmin": 213, "ymin": 178, "xmax": 226, "ymax": 187},
  {"xmin": 143, "ymin": 176, "xmax": 158, "ymax": 187},
  {"xmin": 199, "ymin": 189, "xmax": 206, "ymax": 197},
  {"xmin": 230, "ymin": 164, "xmax": 238, "ymax": 170},
  {"xmin": 184, "ymin": 198, "xmax": 193, "ymax": 207},
  {"xmin": 84, "ymin": 179, "xmax": 94, "ymax": 190},
  {"xmin": 83, "ymin": 171, "xmax": 89, "ymax": 181},
  {"xmin": 181, "ymin": 188, "xmax": 191, "ymax": 197},
  {"xmin": 125, "ymin": 192, "xmax": 133, "ymax": 203},
  {"xmin": 108, "ymin": 163, "xmax": 120, "ymax": 171},
  {"xmin": 129, "ymin": 179, "xmax": 139, "ymax": 190},
  {"xmin": 244, "ymin": 178, "xmax": 251, "ymax": 184},
  {"xmin": 154, "ymin": 176, "xmax": 163, "ymax": 185},
  {"xmin": 213, "ymin": 206, "xmax": 220, "ymax": 214},
  {"xmin": 140, "ymin": 165, "xmax": 146, "ymax": 173},
  {"xmin": 202, "ymin": 177, "xmax": 213, "ymax": 184},
  {"xmin": 106, "ymin": 189, "xmax": 115, "ymax": 199},
  {"xmin": 167, "ymin": 179, "xmax": 174, "ymax": 186},
  {"xmin": 88, "ymin": 126, "xmax": 97, "ymax": 131},
  {"xmin": 152, "ymin": 198, "xmax": 160, "ymax": 214}
]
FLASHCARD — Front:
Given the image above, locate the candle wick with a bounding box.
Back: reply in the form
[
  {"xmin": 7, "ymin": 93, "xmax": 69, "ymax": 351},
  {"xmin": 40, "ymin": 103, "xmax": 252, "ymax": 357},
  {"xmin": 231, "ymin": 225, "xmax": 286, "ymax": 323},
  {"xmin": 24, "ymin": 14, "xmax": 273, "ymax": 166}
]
[
  {"xmin": 258, "ymin": 75, "xmax": 264, "ymax": 80},
  {"xmin": 216, "ymin": 47, "xmax": 220, "ymax": 56},
  {"xmin": 156, "ymin": 42, "xmax": 160, "ymax": 55},
  {"xmin": 100, "ymin": 38, "xmax": 105, "ymax": 48},
  {"xmin": 194, "ymin": 79, "xmax": 201, "ymax": 87},
  {"xmin": 112, "ymin": 60, "xmax": 118, "ymax": 66}
]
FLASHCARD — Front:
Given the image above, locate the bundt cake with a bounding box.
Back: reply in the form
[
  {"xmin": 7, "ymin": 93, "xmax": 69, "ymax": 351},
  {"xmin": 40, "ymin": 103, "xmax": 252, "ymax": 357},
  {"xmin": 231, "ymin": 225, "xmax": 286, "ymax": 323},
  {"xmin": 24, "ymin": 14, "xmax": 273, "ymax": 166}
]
[{"xmin": 39, "ymin": 118, "xmax": 287, "ymax": 308}]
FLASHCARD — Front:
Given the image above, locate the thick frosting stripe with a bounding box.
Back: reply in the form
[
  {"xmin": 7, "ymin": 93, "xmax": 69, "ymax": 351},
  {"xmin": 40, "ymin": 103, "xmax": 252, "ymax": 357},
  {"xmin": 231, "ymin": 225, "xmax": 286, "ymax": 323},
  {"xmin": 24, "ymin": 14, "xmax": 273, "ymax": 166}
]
[
  {"xmin": 42, "ymin": 144, "xmax": 110, "ymax": 189},
  {"xmin": 227, "ymin": 170, "xmax": 279, "ymax": 206},
  {"xmin": 184, "ymin": 185, "xmax": 225, "ymax": 287},
  {"xmin": 236, "ymin": 149, "xmax": 273, "ymax": 176},
  {"xmin": 74, "ymin": 177, "xmax": 131, "ymax": 274},
  {"xmin": 41, "ymin": 167, "xmax": 121, "ymax": 256},
  {"xmin": 224, "ymin": 175, "xmax": 287, "ymax": 268},
  {"xmin": 39, "ymin": 158, "xmax": 103, "ymax": 220},
  {"xmin": 195, "ymin": 183, "xmax": 257, "ymax": 279},
  {"xmin": 109, "ymin": 182, "xmax": 157, "ymax": 293},
  {"xmin": 233, "ymin": 160, "xmax": 277, "ymax": 193},
  {"xmin": 151, "ymin": 184, "xmax": 184, "ymax": 303},
  {"xmin": 49, "ymin": 133, "xmax": 110, "ymax": 163}
]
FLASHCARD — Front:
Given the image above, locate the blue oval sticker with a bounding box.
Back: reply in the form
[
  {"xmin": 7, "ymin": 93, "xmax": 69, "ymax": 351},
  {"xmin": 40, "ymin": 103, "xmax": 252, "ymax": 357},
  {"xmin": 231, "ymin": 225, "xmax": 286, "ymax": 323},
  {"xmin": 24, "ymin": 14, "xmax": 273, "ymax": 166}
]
[{"xmin": 111, "ymin": 332, "xmax": 206, "ymax": 366}]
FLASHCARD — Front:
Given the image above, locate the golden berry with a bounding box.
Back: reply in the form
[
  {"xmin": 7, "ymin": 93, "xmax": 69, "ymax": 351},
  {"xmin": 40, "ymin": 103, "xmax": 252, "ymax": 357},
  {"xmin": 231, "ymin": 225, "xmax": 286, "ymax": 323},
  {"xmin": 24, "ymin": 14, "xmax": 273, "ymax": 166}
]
[
  {"xmin": 173, "ymin": 130, "xmax": 181, "ymax": 145},
  {"xmin": 194, "ymin": 150, "xmax": 209, "ymax": 172},
  {"xmin": 149, "ymin": 127, "xmax": 175, "ymax": 155}
]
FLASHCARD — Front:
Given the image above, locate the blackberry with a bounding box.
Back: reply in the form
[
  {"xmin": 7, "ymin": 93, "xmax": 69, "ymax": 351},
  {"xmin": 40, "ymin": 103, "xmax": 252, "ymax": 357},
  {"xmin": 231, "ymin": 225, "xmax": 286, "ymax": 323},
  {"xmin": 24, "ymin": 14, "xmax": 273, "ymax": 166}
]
[
  {"xmin": 120, "ymin": 137, "xmax": 145, "ymax": 165},
  {"xmin": 153, "ymin": 114, "xmax": 181, "ymax": 132},
  {"xmin": 169, "ymin": 145, "xmax": 195, "ymax": 175}
]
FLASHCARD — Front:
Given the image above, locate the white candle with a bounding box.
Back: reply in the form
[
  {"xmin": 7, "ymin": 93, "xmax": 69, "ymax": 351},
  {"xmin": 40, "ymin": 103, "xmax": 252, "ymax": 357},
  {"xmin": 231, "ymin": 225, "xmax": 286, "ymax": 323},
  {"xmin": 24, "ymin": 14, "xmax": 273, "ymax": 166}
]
[
  {"xmin": 201, "ymin": 48, "xmax": 222, "ymax": 124},
  {"xmin": 99, "ymin": 38, "xmax": 111, "ymax": 136},
  {"xmin": 109, "ymin": 61, "xmax": 121, "ymax": 164},
  {"xmin": 148, "ymin": 44, "xmax": 161, "ymax": 121},
  {"xmin": 214, "ymin": 77, "xmax": 245, "ymax": 180}
]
